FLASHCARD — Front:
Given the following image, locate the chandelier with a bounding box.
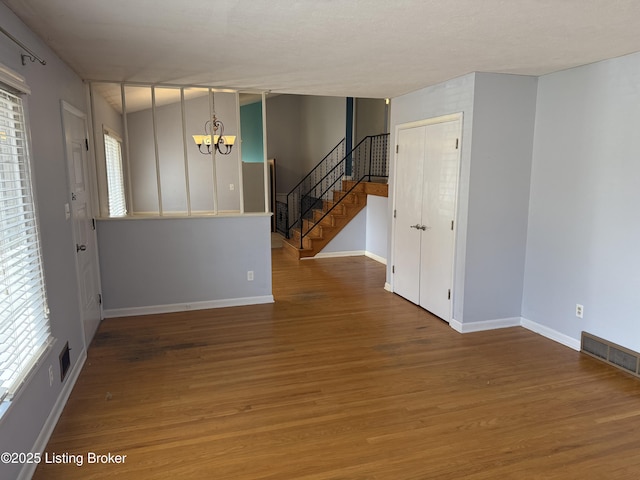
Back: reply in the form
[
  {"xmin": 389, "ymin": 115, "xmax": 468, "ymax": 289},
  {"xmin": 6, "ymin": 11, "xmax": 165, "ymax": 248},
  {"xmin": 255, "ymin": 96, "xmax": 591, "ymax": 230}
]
[{"xmin": 192, "ymin": 112, "xmax": 236, "ymax": 155}]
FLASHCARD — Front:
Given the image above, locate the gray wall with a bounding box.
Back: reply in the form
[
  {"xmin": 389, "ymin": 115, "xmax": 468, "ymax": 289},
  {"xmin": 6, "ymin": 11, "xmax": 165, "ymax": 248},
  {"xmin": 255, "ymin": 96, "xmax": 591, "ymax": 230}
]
[
  {"xmin": 355, "ymin": 98, "xmax": 387, "ymax": 144},
  {"xmin": 523, "ymin": 52, "xmax": 640, "ymax": 352},
  {"xmin": 266, "ymin": 94, "xmax": 303, "ymax": 194},
  {"xmin": 365, "ymin": 195, "xmax": 388, "ymax": 261},
  {"xmin": 266, "ymin": 94, "xmax": 346, "ymax": 194},
  {"xmin": 97, "ymin": 216, "xmax": 272, "ymax": 312},
  {"xmin": 299, "ymin": 95, "xmax": 346, "ymax": 174},
  {"xmin": 0, "ymin": 5, "xmax": 88, "ymax": 479},
  {"xmin": 464, "ymin": 73, "xmax": 537, "ymax": 322},
  {"xmin": 242, "ymin": 162, "xmax": 265, "ymax": 212},
  {"xmin": 318, "ymin": 195, "xmax": 388, "ymax": 260},
  {"xmin": 319, "ymin": 209, "xmax": 367, "ymax": 254}
]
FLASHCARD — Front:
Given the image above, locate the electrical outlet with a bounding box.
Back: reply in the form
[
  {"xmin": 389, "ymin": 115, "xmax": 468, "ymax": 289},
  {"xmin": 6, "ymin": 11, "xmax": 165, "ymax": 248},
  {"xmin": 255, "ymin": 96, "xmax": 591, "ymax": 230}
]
[
  {"xmin": 576, "ymin": 304, "xmax": 584, "ymax": 319},
  {"xmin": 247, "ymin": 271, "xmax": 254, "ymax": 281},
  {"xmin": 48, "ymin": 365, "xmax": 54, "ymax": 386},
  {"xmin": 229, "ymin": 183, "xmax": 235, "ymax": 191}
]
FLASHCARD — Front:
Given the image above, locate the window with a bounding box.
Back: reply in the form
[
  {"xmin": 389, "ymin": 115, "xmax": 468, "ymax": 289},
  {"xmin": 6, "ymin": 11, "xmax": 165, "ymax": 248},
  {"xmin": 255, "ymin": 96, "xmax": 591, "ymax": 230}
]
[
  {"xmin": 103, "ymin": 130, "xmax": 126, "ymax": 216},
  {"xmin": 0, "ymin": 83, "xmax": 52, "ymax": 403}
]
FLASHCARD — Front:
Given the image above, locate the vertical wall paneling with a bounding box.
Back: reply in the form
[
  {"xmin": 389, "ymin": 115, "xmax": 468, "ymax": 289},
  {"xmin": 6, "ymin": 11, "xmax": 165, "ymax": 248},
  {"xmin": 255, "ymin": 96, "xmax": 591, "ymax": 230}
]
[
  {"xmin": 121, "ymin": 83, "xmax": 133, "ymax": 214},
  {"xmin": 236, "ymin": 92, "xmax": 245, "ymax": 213},
  {"xmin": 346, "ymin": 97, "xmax": 354, "ymax": 176},
  {"xmin": 150, "ymin": 87, "xmax": 163, "ymax": 215},
  {"xmin": 262, "ymin": 92, "xmax": 269, "ymax": 213},
  {"xmin": 208, "ymin": 88, "xmax": 218, "ymax": 213},
  {"xmin": 180, "ymin": 88, "xmax": 192, "ymax": 215}
]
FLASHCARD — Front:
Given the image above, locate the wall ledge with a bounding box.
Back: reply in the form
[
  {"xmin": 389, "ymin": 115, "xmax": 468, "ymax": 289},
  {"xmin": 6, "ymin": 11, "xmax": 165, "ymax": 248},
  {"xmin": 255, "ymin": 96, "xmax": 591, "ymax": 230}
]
[{"xmin": 96, "ymin": 212, "xmax": 272, "ymax": 221}]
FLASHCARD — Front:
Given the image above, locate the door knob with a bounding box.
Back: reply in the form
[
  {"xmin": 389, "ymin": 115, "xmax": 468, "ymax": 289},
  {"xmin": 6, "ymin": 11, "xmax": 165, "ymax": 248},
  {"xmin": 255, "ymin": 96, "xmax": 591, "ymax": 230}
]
[
  {"xmin": 420, "ymin": 225, "xmax": 431, "ymax": 231},
  {"xmin": 410, "ymin": 224, "xmax": 422, "ymax": 229},
  {"xmin": 76, "ymin": 244, "xmax": 87, "ymax": 252}
]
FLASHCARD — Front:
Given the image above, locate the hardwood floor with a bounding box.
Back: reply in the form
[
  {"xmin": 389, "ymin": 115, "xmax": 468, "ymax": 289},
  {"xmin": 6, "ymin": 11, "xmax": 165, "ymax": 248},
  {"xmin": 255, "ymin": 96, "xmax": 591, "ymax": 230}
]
[{"xmin": 34, "ymin": 250, "xmax": 640, "ymax": 479}]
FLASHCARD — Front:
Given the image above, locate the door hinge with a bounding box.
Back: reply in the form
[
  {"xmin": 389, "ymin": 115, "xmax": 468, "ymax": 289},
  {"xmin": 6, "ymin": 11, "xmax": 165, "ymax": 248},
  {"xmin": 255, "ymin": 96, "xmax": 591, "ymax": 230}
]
[
  {"xmin": 91, "ymin": 218, "xmax": 96, "ymax": 230},
  {"xmin": 451, "ymin": 220, "xmax": 454, "ymax": 231},
  {"xmin": 396, "ymin": 145, "xmax": 399, "ymax": 154},
  {"xmin": 97, "ymin": 293, "xmax": 102, "ymax": 305},
  {"xmin": 448, "ymin": 289, "xmax": 451, "ymax": 300},
  {"xmin": 455, "ymin": 138, "xmax": 459, "ymax": 149},
  {"xmin": 85, "ymin": 138, "xmax": 89, "ymax": 151},
  {"xmin": 393, "ymin": 209, "xmax": 397, "ymax": 219},
  {"xmin": 392, "ymin": 265, "xmax": 395, "ymax": 274}
]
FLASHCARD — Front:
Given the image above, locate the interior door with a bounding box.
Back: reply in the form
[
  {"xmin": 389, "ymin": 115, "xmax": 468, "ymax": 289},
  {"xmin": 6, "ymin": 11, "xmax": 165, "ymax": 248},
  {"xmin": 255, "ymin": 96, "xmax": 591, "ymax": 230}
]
[
  {"xmin": 392, "ymin": 126, "xmax": 426, "ymax": 304},
  {"xmin": 393, "ymin": 116, "xmax": 461, "ymax": 322},
  {"xmin": 419, "ymin": 120, "xmax": 460, "ymax": 321},
  {"xmin": 62, "ymin": 101, "xmax": 102, "ymax": 346}
]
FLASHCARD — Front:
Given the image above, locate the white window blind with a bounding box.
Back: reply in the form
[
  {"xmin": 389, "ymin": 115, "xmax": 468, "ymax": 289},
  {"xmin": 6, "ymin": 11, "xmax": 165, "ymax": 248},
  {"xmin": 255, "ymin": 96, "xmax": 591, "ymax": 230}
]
[
  {"xmin": 103, "ymin": 131, "xmax": 126, "ymax": 216},
  {"xmin": 0, "ymin": 86, "xmax": 51, "ymax": 403}
]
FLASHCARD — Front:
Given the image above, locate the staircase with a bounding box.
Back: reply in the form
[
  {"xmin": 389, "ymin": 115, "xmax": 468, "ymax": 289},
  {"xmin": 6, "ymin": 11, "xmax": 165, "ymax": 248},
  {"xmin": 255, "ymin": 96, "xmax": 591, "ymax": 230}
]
[
  {"xmin": 276, "ymin": 134, "xmax": 389, "ymax": 260},
  {"xmin": 282, "ymin": 180, "xmax": 388, "ymax": 259}
]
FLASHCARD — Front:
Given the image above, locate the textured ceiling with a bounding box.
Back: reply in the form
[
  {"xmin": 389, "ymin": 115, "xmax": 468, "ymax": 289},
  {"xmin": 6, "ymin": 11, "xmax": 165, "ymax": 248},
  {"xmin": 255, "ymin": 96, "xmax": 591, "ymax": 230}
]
[{"xmin": 4, "ymin": 0, "xmax": 640, "ymax": 98}]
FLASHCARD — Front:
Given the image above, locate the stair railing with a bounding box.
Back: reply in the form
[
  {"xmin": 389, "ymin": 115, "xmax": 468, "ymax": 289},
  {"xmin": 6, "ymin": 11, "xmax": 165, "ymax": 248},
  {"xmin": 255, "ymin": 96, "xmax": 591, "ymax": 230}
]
[
  {"xmin": 275, "ymin": 138, "xmax": 345, "ymax": 238},
  {"xmin": 274, "ymin": 134, "xmax": 389, "ymax": 247}
]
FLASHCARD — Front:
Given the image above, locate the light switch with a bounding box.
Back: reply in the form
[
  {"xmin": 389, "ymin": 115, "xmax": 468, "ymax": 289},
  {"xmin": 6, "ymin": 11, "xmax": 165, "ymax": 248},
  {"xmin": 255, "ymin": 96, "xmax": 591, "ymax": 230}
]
[{"xmin": 64, "ymin": 203, "xmax": 70, "ymax": 220}]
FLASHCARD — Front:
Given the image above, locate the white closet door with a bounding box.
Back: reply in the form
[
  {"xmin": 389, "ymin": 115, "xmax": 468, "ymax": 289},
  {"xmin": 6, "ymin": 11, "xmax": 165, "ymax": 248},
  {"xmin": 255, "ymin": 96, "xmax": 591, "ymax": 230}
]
[
  {"xmin": 419, "ymin": 120, "xmax": 460, "ymax": 321},
  {"xmin": 393, "ymin": 116, "xmax": 461, "ymax": 323},
  {"xmin": 393, "ymin": 126, "xmax": 426, "ymax": 304}
]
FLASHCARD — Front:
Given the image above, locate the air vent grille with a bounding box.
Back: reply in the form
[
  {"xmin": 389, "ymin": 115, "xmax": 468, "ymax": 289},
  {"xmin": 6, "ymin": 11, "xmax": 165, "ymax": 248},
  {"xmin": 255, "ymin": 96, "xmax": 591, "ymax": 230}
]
[{"xmin": 581, "ymin": 332, "xmax": 640, "ymax": 379}]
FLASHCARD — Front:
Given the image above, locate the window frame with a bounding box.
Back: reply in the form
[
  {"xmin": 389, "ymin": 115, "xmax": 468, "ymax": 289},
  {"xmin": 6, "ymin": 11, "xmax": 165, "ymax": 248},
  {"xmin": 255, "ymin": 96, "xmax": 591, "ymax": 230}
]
[
  {"xmin": 103, "ymin": 127, "xmax": 127, "ymax": 217},
  {"xmin": 0, "ymin": 66, "xmax": 53, "ymax": 409}
]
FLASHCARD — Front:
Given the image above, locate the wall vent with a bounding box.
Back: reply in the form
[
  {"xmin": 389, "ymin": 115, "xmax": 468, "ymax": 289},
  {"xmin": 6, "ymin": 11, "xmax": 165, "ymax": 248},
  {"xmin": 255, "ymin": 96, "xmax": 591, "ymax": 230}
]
[
  {"xmin": 581, "ymin": 332, "xmax": 640, "ymax": 378},
  {"xmin": 59, "ymin": 342, "xmax": 71, "ymax": 382}
]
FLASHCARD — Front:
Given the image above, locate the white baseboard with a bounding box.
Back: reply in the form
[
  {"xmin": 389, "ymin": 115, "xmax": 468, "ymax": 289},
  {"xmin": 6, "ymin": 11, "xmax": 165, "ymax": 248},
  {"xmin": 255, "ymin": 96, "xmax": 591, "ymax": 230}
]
[
  {"xmin": 310, "ymin": 250, "xmax": 366, "ymax": 259},
  {"xmin": 449, "ymin": 316, "xmax": 581, "ymax": 352},
  {"xmin": 384, "ymin": 282, "xmax": 392, "ymax": 292},
  {"xmin": 521, "ymin": 318, "xmax": 581, "ymax": 351},
  {"xmin": 365, "ymin": 251, "xmax": 387, "ymax": 265},
  {"xmin": 19, "ymin": 349, "xmax": 88, "ymax": 480},
  {"xmin": 449, "ymin": 316, "xmax": 522, "ymax": 333},
  {"xmin": 103, "ymin": 295, "xmax": 274, "ymax": 318},
  {"xmin": 309, "ymin": 250, "xmax": 387, "ymax": 265}
]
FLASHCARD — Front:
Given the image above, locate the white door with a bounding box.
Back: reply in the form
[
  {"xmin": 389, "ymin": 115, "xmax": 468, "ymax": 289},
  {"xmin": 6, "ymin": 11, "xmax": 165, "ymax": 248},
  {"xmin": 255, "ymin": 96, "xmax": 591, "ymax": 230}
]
[
  {"xmin": 62, "ymin": 102, "xmax": 102, "ymax": 346},
  {"xmin": 419, "ymin": 120, "xmax": 460, "ymax": 320},
  {"xmin": 393, "ymin": 126, "xmax": 426, "ymax": 304},
  {"xmin": 393, "ymin": 116, "xmax": 461, "ymax": 322}
]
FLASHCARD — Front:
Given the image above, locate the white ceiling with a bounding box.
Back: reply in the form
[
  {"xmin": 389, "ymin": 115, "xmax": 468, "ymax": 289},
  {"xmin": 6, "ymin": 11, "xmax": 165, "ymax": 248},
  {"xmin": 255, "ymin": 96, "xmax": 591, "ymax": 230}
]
[{"xmin": 4, "ymin": 0, "xmax": 640, "ymax": 99}]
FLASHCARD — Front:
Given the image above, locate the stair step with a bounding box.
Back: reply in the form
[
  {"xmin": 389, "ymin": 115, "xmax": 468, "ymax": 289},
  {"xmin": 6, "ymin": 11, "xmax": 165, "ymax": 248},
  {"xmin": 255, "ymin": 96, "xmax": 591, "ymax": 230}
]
[
  {"xmin": 332, "ymin": 190, "xmax": 365, "ymax": 204},
  {"xmin": 342, "ymin": 180, "xmax": 389, "ymax": 197},
  {"xmin": 342, "ymin": 179, "xmax": 366, "ymax": 192},
  {"xmin": 321, "ymin": 200, "xmax": 346, "ymax": 215},
  {"xmin": 289, "ymin": 232, "xmax": 314, "ymax": 250},
  {"xmin": 282, "ymin": 237, "xmax": 313, "ymax": 259},
  {"xmin": 293, "ymin": 226, "xmax": 323, "ymax": 240},
  {"xmin": 303, "ymin": 218, "xmax": 335, "ymax": 235},
  {"xmin": 313, "ymin": 209, "xmax": 346, "ymax": 225}
]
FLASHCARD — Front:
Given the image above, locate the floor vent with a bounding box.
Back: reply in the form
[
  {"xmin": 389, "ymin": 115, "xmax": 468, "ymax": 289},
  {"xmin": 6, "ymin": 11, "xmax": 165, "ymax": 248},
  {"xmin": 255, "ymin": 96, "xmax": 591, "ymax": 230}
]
[{"xmin": 581, "ymin": 332, "xmax": 640, "ymax": 378}]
